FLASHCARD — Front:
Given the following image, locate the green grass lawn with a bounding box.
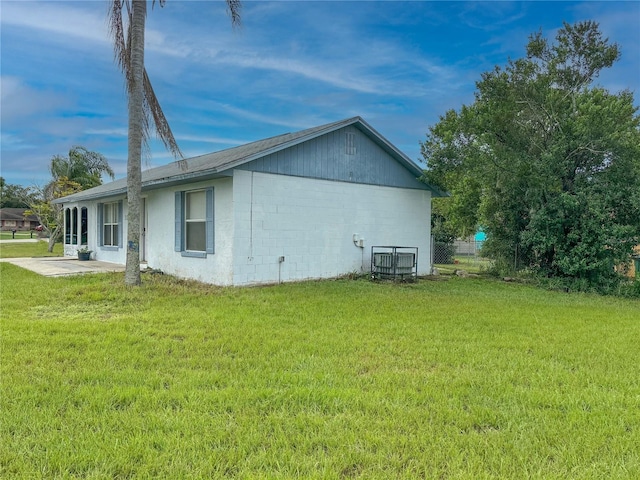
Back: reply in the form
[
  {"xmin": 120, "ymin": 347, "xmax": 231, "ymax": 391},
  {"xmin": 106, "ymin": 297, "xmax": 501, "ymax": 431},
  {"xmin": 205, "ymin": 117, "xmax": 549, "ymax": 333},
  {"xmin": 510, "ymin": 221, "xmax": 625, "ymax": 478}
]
[
  {"xmin": 0, "ymin": 231, "xmax": 43, "ymax": 240},
  {"xmin": 0, "ymin": 240, "xmax": 62, "ymax": 258},
  {"xmin": 434, "ymin": 255, "xmax": 490, "ymax": 275},
  {"xmin": 1, "ymin": 265, "xmax": 639, "ymax": 478}
]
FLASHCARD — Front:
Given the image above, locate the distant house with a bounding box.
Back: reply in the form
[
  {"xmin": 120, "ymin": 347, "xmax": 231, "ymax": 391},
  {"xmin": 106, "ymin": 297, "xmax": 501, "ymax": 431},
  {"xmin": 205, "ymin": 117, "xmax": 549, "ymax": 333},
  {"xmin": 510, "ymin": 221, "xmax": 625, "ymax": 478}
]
[
  {"xmin": 0, "ymin": 208, "xmax": 39, "ymax": 231},
  {"xmin": 54, "ymin": 117, "xmax": 445, "ymax": 286}
]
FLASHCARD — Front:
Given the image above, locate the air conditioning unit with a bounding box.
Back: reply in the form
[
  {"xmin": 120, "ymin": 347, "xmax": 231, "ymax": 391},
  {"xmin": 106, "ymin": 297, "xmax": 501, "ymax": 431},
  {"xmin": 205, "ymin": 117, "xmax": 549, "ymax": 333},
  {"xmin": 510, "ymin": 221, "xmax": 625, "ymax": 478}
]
[
  {"xmin": 395, "ymin": 253, "xmax": 415, "ymax": 274},
  {"xmin": 373, "ymin": 253, "xmax": 394, "ymax": 273},
  {"xmin": 371, "ymin": 247, "xmax": 418, "ymax": 281}
]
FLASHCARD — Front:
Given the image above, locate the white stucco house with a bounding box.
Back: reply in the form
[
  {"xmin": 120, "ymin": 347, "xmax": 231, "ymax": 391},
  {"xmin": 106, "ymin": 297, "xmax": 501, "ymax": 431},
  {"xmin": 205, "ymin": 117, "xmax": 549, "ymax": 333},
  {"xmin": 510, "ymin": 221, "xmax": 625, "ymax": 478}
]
[{"xmin": 54, "ymin": 117, "xmax": 445, "ymax": 286}]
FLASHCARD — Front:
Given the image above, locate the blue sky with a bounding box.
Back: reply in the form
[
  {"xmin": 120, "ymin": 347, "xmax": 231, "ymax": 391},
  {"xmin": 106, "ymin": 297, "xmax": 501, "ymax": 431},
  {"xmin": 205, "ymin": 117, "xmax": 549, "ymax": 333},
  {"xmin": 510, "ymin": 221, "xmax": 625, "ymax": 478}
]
[{"xmin": 1, "ymin": 1, "xmax": 639, "ymax": 186}]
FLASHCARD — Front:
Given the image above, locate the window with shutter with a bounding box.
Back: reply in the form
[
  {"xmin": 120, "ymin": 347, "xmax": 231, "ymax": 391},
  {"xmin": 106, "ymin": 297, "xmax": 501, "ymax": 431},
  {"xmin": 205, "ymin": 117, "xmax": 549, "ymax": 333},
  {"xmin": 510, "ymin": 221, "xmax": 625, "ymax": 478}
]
[
  {"xmin": 175, "ymin": 187, "xmax": 214, "ymax": 257},
  {"xmin": 98, "ymin": 201, "xmax": 123, "ymax": 248}
]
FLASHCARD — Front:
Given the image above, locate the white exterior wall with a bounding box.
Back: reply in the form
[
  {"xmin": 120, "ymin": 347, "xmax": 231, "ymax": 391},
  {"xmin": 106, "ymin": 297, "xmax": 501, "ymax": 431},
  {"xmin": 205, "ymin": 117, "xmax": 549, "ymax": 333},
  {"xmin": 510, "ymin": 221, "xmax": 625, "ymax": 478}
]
[
  {"xmin": 62, "ymin": 197, "xmax": 126, "ymax": 264},
  {"xmin": 232, "ymin": 170, "xmax": 432, "ymax": 286},
  {"xmin": 144, "ymin": 177, "xmax": 235, "ymax": 285},
  {"xmin": 62, "ymin": 172, "xmax": 432, "ymax": 287},
  {"xmin": 96, "ymin": 195, "xmax": 127, "ymax": 265}
]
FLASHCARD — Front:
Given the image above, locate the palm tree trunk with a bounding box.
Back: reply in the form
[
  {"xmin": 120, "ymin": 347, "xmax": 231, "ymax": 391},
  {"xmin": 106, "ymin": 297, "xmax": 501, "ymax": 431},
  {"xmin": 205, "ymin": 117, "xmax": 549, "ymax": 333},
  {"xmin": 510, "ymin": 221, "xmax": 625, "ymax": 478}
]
[{"xmin": 124, "ymin": 0, "xmax": 146, "ymax": 286}]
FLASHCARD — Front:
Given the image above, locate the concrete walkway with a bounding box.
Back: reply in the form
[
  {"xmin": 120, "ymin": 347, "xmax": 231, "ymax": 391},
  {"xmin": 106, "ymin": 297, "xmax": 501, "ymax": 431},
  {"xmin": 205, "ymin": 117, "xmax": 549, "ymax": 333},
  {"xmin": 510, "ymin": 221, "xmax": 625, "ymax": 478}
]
[
  {"xmin": 0, "ymin": 238, "xmax": 40, "ymax": 243},
  {"xmin": 0, "ymin": 256, "xmax": 126, "ymax": 277}
]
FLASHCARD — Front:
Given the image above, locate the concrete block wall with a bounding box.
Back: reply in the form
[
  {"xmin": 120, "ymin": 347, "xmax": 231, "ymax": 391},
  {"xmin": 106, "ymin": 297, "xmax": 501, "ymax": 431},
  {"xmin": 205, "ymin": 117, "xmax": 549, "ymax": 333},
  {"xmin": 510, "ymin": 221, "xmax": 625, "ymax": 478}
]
[
  {"xmin": 232, "ymin": 170, "xmax": 431, "ymax": 286},
  {"xmin": 146, "ymin": 177, "xmax": 235, "ymax": 285}
]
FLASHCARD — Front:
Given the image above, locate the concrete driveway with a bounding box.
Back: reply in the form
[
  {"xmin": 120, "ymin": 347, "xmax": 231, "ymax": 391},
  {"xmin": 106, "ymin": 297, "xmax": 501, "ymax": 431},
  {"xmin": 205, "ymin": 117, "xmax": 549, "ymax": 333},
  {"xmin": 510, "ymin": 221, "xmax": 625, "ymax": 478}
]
[{"xmin": 0, "ymin": 256, "xmax": 126, "ymax": 277}]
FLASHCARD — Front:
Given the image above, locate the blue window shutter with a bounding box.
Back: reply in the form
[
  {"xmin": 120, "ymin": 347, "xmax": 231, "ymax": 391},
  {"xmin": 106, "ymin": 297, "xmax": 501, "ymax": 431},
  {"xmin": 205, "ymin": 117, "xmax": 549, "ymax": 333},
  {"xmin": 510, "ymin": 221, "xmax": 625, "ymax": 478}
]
[
  {"xmin": 118, "ymin": 200, "xmax": 124, "ymax": 247},
  {"xmin": 206, "ymin": 187, "xmax": 214, "ymax": 254},
  {"xmin": 175, "ymin": 191, "xmax": 183, "ymax": 252},
  {"xmin": 97, "ymin": 203, "xmax": 103, "ymax": 246}
]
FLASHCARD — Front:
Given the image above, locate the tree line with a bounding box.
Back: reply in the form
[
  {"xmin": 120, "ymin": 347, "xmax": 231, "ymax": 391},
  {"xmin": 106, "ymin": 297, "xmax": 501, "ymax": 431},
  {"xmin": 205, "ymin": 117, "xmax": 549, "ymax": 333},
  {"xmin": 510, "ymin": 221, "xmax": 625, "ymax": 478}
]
[{"xmin": 422, "ymin": 21, "xmax": 640, "ymax": 294}]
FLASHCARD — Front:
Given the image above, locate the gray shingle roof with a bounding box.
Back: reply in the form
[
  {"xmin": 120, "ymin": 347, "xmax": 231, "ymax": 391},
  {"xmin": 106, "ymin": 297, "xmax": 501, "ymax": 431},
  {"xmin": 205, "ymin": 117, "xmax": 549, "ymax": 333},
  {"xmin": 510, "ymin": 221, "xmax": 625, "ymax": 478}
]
[{"xmin": 55, "ymin": 117, "xmax": 443, "ymax": 203}]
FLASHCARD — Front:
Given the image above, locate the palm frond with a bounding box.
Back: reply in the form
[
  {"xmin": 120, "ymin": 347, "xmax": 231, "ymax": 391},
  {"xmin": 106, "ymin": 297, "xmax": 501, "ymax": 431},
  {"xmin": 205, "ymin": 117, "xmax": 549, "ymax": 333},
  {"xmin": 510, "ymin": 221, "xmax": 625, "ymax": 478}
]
[
  {"xmin": 108, "ymin": 0, "xmax": 241, "ymax": 168},
  {"xmin": 143, "ymin": 69, "xmax": 184, "ymax": 162},
  {"xmin": 108, "ymin": 0, "xmax": 133, "ymax": 92},
  {"xmin": 226, "ymin": 0, "xmax": 242, "ymax": 28},
  {"xmin": 109, "ymin": 0, "xmax": 183, "ymax": 165}
]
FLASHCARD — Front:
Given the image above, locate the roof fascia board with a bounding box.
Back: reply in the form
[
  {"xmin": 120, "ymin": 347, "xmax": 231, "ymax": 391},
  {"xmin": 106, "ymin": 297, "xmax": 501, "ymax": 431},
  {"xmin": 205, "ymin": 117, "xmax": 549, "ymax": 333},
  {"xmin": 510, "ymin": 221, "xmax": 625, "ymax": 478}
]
[
  {"xmin": 52, "ymin": 171, "xmax": 233, "ymax": 204},
  {"xmin": 141, "ymin": 170, "xmax": 232, "ymax": 191},
  {"xmin": 55, "ymin": 190, "xmax": 127, "ymax": 205},
  {"xmin": 353, "ymin": 118, "xmax": 449, "ymax": 197},
  {"xmin": 353, "ymin": 118, "xmax": 422, "ymax": 175}
]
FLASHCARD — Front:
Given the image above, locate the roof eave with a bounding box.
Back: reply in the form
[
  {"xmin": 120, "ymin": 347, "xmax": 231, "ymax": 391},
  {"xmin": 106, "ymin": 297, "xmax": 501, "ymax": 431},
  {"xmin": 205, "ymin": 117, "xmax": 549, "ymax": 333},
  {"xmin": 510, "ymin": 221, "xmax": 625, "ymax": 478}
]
[
  {"xmin": 52, "ymin": 187, "xmax": 127, "ymax": 204},
  {"xmin": 52, "ymin": 169, "xmax": 235, "ymax": 204}
]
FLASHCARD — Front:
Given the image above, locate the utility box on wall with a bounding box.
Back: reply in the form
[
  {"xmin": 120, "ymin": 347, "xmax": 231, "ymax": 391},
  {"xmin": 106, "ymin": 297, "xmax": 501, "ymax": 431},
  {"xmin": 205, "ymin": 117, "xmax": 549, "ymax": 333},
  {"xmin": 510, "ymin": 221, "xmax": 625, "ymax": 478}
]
[{"xmin": 371, "ymin": 246, "xmax": 418, "ymax": 281}]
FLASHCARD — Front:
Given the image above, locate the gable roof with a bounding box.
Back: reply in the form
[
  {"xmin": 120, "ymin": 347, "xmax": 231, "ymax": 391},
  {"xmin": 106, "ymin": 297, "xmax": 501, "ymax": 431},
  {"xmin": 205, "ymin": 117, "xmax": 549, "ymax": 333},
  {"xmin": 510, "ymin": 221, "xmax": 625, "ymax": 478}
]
[{"xmin": 55, "ymin": 117, "xmax": 445, "ymax": 203}]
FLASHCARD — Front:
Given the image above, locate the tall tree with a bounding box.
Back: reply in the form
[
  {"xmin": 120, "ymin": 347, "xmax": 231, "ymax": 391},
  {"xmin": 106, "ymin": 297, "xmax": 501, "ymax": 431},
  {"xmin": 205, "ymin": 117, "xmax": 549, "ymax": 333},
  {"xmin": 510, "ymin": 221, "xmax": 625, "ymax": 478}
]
[
  {"xmin": 108, "ymin": 0, "xmax": 241, "ymax": 286},
  {"xmin": 0, "ymin": 177, "xmax": 34, "ymax": 208},
  {"xmin": 50, "ymin": 146, "xmax": 115, "ymax": 190},
  {"xmin": 25, "ymin": 178, "xmax": 82, "ymax": 253},
  {"xmin": 24, "ymin": 147, "xmax": 114, "ymax": 252},
  {"xmin": 422, "ymin": 22, "xmax": 640, "ymax": 290}
]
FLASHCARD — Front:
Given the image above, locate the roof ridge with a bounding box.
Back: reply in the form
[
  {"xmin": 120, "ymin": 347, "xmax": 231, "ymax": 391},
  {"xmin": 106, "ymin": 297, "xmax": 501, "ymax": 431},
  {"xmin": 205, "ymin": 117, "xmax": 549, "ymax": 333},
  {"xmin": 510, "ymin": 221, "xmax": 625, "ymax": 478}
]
[{"xmin": 54, "ymin": 117, "xmax": 446, "ymax": 203}]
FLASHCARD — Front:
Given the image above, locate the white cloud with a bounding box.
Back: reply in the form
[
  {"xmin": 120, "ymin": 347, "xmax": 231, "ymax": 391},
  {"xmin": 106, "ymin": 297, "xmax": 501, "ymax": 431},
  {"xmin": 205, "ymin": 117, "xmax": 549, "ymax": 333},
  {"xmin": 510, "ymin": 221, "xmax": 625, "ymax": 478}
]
[
  {"xmin": 84, "ymin": 128, "xmax": 128, "ymax": 138},
  {"xmin": 1, "ymin": 0, "xmax": 637, "ymax": 187},
  {"xmin": 0, "ymin": 1, "xmax": 109, "ymax": 45},
  {"xmin": 0, "ymin": 132, "xmax": 35, "ymax": 151},
  {"xmin": 210, "ymin": 102, "xmax": 312, "ymax": 130},
  {"xmin": 176, "ymin": 133, "xmax": 247, "ymax": 145},
  {"xmin": 0, "ymin": 1, "xmax": 184, "ymax": 58},
  {"xmin": 0, "ymin": 76, "xmax": 68, "ymax": 124},
  {"xmin": 138, "ymin": 1, "xmax": 459, "ymax": 98}
]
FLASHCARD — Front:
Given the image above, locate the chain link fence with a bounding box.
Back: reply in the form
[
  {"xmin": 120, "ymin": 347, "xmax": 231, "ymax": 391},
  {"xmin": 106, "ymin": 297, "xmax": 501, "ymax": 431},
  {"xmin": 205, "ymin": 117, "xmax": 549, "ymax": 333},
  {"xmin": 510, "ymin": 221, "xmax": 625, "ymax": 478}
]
[{"xmin": 432, "ymin": 235, "xmax": 486, "ymax": 266}]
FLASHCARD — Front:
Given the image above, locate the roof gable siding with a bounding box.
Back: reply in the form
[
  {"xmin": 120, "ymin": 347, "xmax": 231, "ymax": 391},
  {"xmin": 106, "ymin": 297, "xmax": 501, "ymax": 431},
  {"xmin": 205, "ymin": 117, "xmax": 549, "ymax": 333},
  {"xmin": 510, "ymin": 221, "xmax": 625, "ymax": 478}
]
[
  {"xmin": 54, "ymin": 117, "xmax": 443, "ymax": 204},
  {"xmin": 237, "ymin": 126, "xmax": 427, "ymax": 190}
]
